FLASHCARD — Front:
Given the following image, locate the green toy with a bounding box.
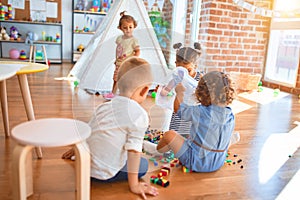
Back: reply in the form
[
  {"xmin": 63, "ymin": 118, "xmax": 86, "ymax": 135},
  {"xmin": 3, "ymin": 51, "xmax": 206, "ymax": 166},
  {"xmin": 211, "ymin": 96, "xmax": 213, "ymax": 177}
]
[
  {"xmin": 151, "ymin": 91, "xmax": 157, "ymax": 98},
  {"xmin": 273, "ymin": 88, "xmax": 280, "ymax": 97},
  {"xmin": 35, "ymin": 50, "xmax": 44, "ymax": 60},
  {"xmin": 167, "ymin": 91, "xmax": 174, "ymax": 96},
  {"xmin": 74, "ymin": 80, "xmax": 79, "ymax": 87},
  {"xmin": 258, "ymin": 86, "xmax": 263, "ymax": 92},
  {"xmin": 258, "ymin": 81, "xmax": 262, "ymax": 86}
]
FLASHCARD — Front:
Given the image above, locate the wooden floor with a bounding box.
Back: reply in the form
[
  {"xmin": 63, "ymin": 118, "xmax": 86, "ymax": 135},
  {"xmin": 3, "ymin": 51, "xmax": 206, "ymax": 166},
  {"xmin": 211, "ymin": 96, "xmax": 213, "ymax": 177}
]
[{"xmin": 0, "ymin": 63, "xmax": 299, "ymax": 200}]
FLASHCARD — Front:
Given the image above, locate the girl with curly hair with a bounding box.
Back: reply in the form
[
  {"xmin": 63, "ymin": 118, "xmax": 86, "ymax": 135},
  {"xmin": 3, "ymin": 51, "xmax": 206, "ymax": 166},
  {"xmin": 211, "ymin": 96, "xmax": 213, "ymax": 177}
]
[{"xmin": 157, "ymin": 71, "xmax": 239, "ymax": 172}]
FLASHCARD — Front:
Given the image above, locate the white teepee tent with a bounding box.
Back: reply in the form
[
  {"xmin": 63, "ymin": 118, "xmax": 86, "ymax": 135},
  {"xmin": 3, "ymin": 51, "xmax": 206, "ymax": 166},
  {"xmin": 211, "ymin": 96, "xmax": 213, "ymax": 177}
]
[{"xmin": 69, "ymin": 0, "xmax": 171, "ymax": 93}]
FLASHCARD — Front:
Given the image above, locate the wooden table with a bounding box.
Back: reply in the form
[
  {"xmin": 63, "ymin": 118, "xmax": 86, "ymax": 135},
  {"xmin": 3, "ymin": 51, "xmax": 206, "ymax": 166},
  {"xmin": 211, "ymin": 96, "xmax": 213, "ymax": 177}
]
[
  {"xmin": 0, "ymin": 64, "xmax": 22, "ymax": 138},
  {"xmin": 0, "ymin": 61, "xmax": 48, "ymax": 158}
]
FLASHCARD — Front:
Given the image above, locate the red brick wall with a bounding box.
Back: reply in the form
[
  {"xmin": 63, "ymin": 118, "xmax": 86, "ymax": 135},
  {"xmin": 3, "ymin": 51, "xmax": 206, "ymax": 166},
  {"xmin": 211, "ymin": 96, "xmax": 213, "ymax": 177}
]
[
  {"xmin": 198, "ymin": 0, "xmax": 271, "ymax": 74},
  {"xmin": 184, "ymin": 0, "xmax": 194, "ymax": 45},
  {"xmin": 161, "ymin": 0, "xmax": 173, "ymax": 63}
]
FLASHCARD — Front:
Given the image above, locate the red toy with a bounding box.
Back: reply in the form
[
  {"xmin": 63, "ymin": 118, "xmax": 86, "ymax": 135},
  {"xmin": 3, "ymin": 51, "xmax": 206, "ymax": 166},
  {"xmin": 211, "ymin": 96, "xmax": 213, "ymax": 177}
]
[{"xmin": 160, "ymin": 167, "xmax": 170, "ymax": 176}]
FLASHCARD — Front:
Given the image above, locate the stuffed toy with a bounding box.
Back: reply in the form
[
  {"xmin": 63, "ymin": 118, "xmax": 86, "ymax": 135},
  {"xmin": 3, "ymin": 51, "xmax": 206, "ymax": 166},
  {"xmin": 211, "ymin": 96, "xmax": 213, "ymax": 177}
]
[
  {"xmin": 25, "ymin": 32, "xmax": 38, "ymax": 45},
  {"xmin": 0, "ymin": 26, "xmax": 10, "ymax": 40},
  {"xmin": 77, "ymin": 44, "xmax": 85, "ymax": 52},
  {"xmin": 75, "ymin": 0, "xmax": 85, "ymax": 10},
  {"xmin": 10, "ymin": 26, "xmax": 21, "ymax": 40}
]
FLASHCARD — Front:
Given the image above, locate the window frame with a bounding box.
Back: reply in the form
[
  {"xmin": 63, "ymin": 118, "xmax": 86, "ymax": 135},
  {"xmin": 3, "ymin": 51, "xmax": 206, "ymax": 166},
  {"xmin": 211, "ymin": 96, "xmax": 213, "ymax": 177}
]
[{"xmin": 264, "ymin": 0, "xmax": 300, "ymax": 87}]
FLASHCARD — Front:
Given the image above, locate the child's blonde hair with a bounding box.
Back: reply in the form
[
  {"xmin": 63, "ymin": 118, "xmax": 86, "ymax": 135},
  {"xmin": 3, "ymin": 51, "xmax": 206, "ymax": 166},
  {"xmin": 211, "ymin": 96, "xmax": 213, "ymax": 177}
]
[
  {"xmin": 118, "ymin": 11, "xmax": 137, "ymax": 28},
  {"xmin": 173, "ymin": 42, "xmax": 201, "ymax": 67},
  {"xmin": 117, "ymin": 57, "xmax": 153, "ymax": 95},
  {"xmin": 195, "ymin": 71, "xmax": 235, "ymax": 106}
]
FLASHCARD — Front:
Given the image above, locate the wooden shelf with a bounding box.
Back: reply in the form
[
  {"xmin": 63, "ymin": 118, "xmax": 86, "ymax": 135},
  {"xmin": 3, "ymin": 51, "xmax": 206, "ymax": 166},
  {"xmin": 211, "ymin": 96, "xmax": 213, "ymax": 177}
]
[
  {"xmin": 0, "ymin": 39, "xmax": 25, "ymax": 43},
  {"xmin": 0, "ymin": 20, "xmax": 63, "ymax": 63},
  {"xmin": 0, "ymin": 39, "xmax": 61, "ymax": 45},
  {"xmin": 73, "ymin": 31, "xmax": 95, "ymax": 35},
  {"xmin": 0, "ymin": 57, "xmax": 62, "ymax": 64},
  {"xmin": 73, "ymin": 51, "xmax": 83, "ymax": 54},
  {"xmin": 34, "ymin": 41, "xmax": 62, "ymax": 45},
  {"xmin": 73, "ymin": 10, "xmax": 107, "ymax": 15},
  {"xmin": 0, "ymin": 20, "xmax": 62, "ymax": 26},
  {"xmin": 72, "ymin": 1, "xmax": 108, "ymax": 63}
]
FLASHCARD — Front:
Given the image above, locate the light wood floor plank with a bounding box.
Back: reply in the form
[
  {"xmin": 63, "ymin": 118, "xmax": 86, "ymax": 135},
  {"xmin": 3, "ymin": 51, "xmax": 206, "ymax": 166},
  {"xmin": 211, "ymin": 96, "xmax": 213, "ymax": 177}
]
[{"xmin": 0, "ymin": 63, "xmax": 299, "ymax": 200}]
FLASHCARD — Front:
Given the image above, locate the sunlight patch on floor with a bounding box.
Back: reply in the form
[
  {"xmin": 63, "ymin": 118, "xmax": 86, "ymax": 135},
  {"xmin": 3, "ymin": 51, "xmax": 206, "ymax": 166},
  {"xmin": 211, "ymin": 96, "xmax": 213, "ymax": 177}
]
[
  {"xmin": 275, "ymin": 169, "xmax": 300, "ymax": 200},
  {"xmin": 238, "ymin": 87, "xmax": 289, "ymax": 105},
  {"xmin": 258, "ymin": 121, "xmax": 300, "ymax": 184},
  {"xmin": 230, "ymin": 100, "xmax": 252, "ymax": 114}
]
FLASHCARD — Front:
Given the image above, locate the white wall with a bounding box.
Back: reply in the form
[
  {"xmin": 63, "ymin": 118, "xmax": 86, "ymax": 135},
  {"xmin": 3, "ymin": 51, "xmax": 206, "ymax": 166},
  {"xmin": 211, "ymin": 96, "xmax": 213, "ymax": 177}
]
[{"xmin": 61, "ymin": 1, "xmax": 72, "ymax": 61}]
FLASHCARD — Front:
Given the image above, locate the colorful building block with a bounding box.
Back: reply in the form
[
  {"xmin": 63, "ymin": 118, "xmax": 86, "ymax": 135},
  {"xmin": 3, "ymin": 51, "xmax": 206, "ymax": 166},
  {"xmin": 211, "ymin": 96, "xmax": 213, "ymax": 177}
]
[
  {"xmin": 150, "ymin": 175, "xmax": 170, "ymax": 187},
  {"xmin": 182, "ymin": 166, "xmax": 192, "ymax": 173},
  {"xmin": 160, "ymin": 167, "xmax": 170, "ymax": 176}
]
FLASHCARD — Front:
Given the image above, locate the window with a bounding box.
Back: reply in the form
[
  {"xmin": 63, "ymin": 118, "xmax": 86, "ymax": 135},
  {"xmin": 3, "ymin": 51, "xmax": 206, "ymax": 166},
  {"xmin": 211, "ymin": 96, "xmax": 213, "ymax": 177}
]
[
  {"xmin": 169, "ymin": 0, "xmax": 202, "ymax": 67},
  {"xmin": 264, "ymin": 0, "xmax": 300, "ymax": 87},
  {"xmin": 169, "ymin": 0, "xmax": 188, "ymax": 67},
  {"xmin": 190, "ymin": 0, "xmax": 202, "ymax": 44}
]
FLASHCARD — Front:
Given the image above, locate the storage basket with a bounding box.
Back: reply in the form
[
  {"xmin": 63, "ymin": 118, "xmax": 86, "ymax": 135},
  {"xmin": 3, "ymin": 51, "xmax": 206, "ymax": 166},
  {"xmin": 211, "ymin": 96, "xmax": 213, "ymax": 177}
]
[{"xmin": 229, "ymin": 72, "xmax": 262, "ymax": 91}]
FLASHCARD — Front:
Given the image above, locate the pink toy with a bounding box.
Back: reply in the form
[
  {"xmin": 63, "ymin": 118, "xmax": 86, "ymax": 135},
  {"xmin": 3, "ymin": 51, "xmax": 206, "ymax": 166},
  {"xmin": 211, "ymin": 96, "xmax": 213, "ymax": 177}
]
[
  {"xmin": 103, "ymin": 92, "xmax": 115, "ymax": 100},
  {"xmin": 9, "ymin": 48, "xmax": 20, "ymax": 59}
]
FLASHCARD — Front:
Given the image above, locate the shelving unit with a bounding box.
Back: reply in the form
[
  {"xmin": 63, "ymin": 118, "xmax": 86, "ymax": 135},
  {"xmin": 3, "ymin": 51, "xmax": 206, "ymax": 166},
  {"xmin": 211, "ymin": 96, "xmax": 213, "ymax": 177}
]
[
  {"xmin": 72, "ymin": 1, "xmax": 107, "ymax": 62},
  {"xmin": 0, "ymin": 20, "xmax": 63, "ymax": 64}
]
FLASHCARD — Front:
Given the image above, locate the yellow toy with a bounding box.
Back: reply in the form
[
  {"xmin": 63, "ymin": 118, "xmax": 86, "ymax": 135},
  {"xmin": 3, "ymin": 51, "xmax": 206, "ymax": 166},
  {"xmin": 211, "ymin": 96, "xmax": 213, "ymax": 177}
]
[{"xmin": 77, "ymin": 44, "xmax": 84, "ymax": 52}]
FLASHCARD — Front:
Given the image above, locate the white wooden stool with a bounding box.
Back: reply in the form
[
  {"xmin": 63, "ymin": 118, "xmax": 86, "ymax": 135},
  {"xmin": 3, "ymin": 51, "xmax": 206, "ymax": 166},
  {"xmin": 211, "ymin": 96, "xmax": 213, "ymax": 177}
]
[
  {"xmin": 11, "ymin": 118, "xmax": 91, "ymax": 200},
  {"xmin": 29, "ymin": 45, "xmax": 48, "ymax": 66}
]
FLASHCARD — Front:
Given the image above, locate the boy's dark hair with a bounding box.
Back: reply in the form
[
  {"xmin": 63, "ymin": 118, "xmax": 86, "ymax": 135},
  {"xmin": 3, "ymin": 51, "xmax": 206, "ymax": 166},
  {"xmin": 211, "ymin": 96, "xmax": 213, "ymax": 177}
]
[
  {"xmin": 173, "ymin": 42, "xmax": 201, "ymax": 66},
  {"xmin": 118, "ymin": 11, "xmax": 137, "ymax": 28},
  {"xmin": 195, "ymin": 71, "xmax": 235, "ymax": 106}
]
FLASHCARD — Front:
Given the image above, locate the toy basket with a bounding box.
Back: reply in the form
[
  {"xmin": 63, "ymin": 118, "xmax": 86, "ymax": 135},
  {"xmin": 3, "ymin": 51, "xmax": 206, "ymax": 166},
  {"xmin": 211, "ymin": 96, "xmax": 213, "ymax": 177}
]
[{"xmin": 229, "ymin": 72, "xmax": 262, "ymax": 91}]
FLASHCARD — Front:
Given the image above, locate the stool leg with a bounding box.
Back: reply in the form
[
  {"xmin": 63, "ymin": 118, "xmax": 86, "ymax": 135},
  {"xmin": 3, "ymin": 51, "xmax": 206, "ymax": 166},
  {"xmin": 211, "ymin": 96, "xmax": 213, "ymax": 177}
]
[
  {"xmin": 17, "ymin": 74, "xmax": 43, "ymax": 158},
  {"xmin": 74, "ymin": 142, "xmax": 90, "ymax": 200},
  {"xmin": 0, "ymin": 80, "xmax": 10, "ymax": 137},
  {"xmin": 42, "ymin": 45, "xmax": 48, "ymax": 66},
  {"xmin": 33, "ymin": 45, "xmax": 36, "ymax": 63},
  {"xmin": 12, "ymin": 145, "xmax": 34, "ymax": 200},
  {"xmin": 29, "ymin": 45, "xmax": 33, "ymax": 62}
]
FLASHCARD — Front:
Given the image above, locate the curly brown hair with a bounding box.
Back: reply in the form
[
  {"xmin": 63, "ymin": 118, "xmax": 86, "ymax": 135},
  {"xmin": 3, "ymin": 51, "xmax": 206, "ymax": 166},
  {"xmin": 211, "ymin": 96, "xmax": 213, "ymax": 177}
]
[
  {"xmin": 118, "ymin": 11, "xmax": 137, "ymax": 28},
  {"xmin": 195, "ymin": 71, "xmax": 235, "ymax": 106}
]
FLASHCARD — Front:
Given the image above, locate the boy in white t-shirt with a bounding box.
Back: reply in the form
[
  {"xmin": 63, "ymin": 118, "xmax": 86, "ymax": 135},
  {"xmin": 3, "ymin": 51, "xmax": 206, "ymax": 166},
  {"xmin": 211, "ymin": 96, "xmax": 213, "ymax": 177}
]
[{"xmin": 62, "ymin": 57, "xmax": 158, "ymax": 199}]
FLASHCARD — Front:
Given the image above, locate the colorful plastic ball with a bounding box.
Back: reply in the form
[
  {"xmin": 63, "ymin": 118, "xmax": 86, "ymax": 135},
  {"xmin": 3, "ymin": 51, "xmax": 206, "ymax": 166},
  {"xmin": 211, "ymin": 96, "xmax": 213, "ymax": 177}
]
[{"xmin": 9, "ymin": 48, "xmax": 20, "ymax": 59}]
